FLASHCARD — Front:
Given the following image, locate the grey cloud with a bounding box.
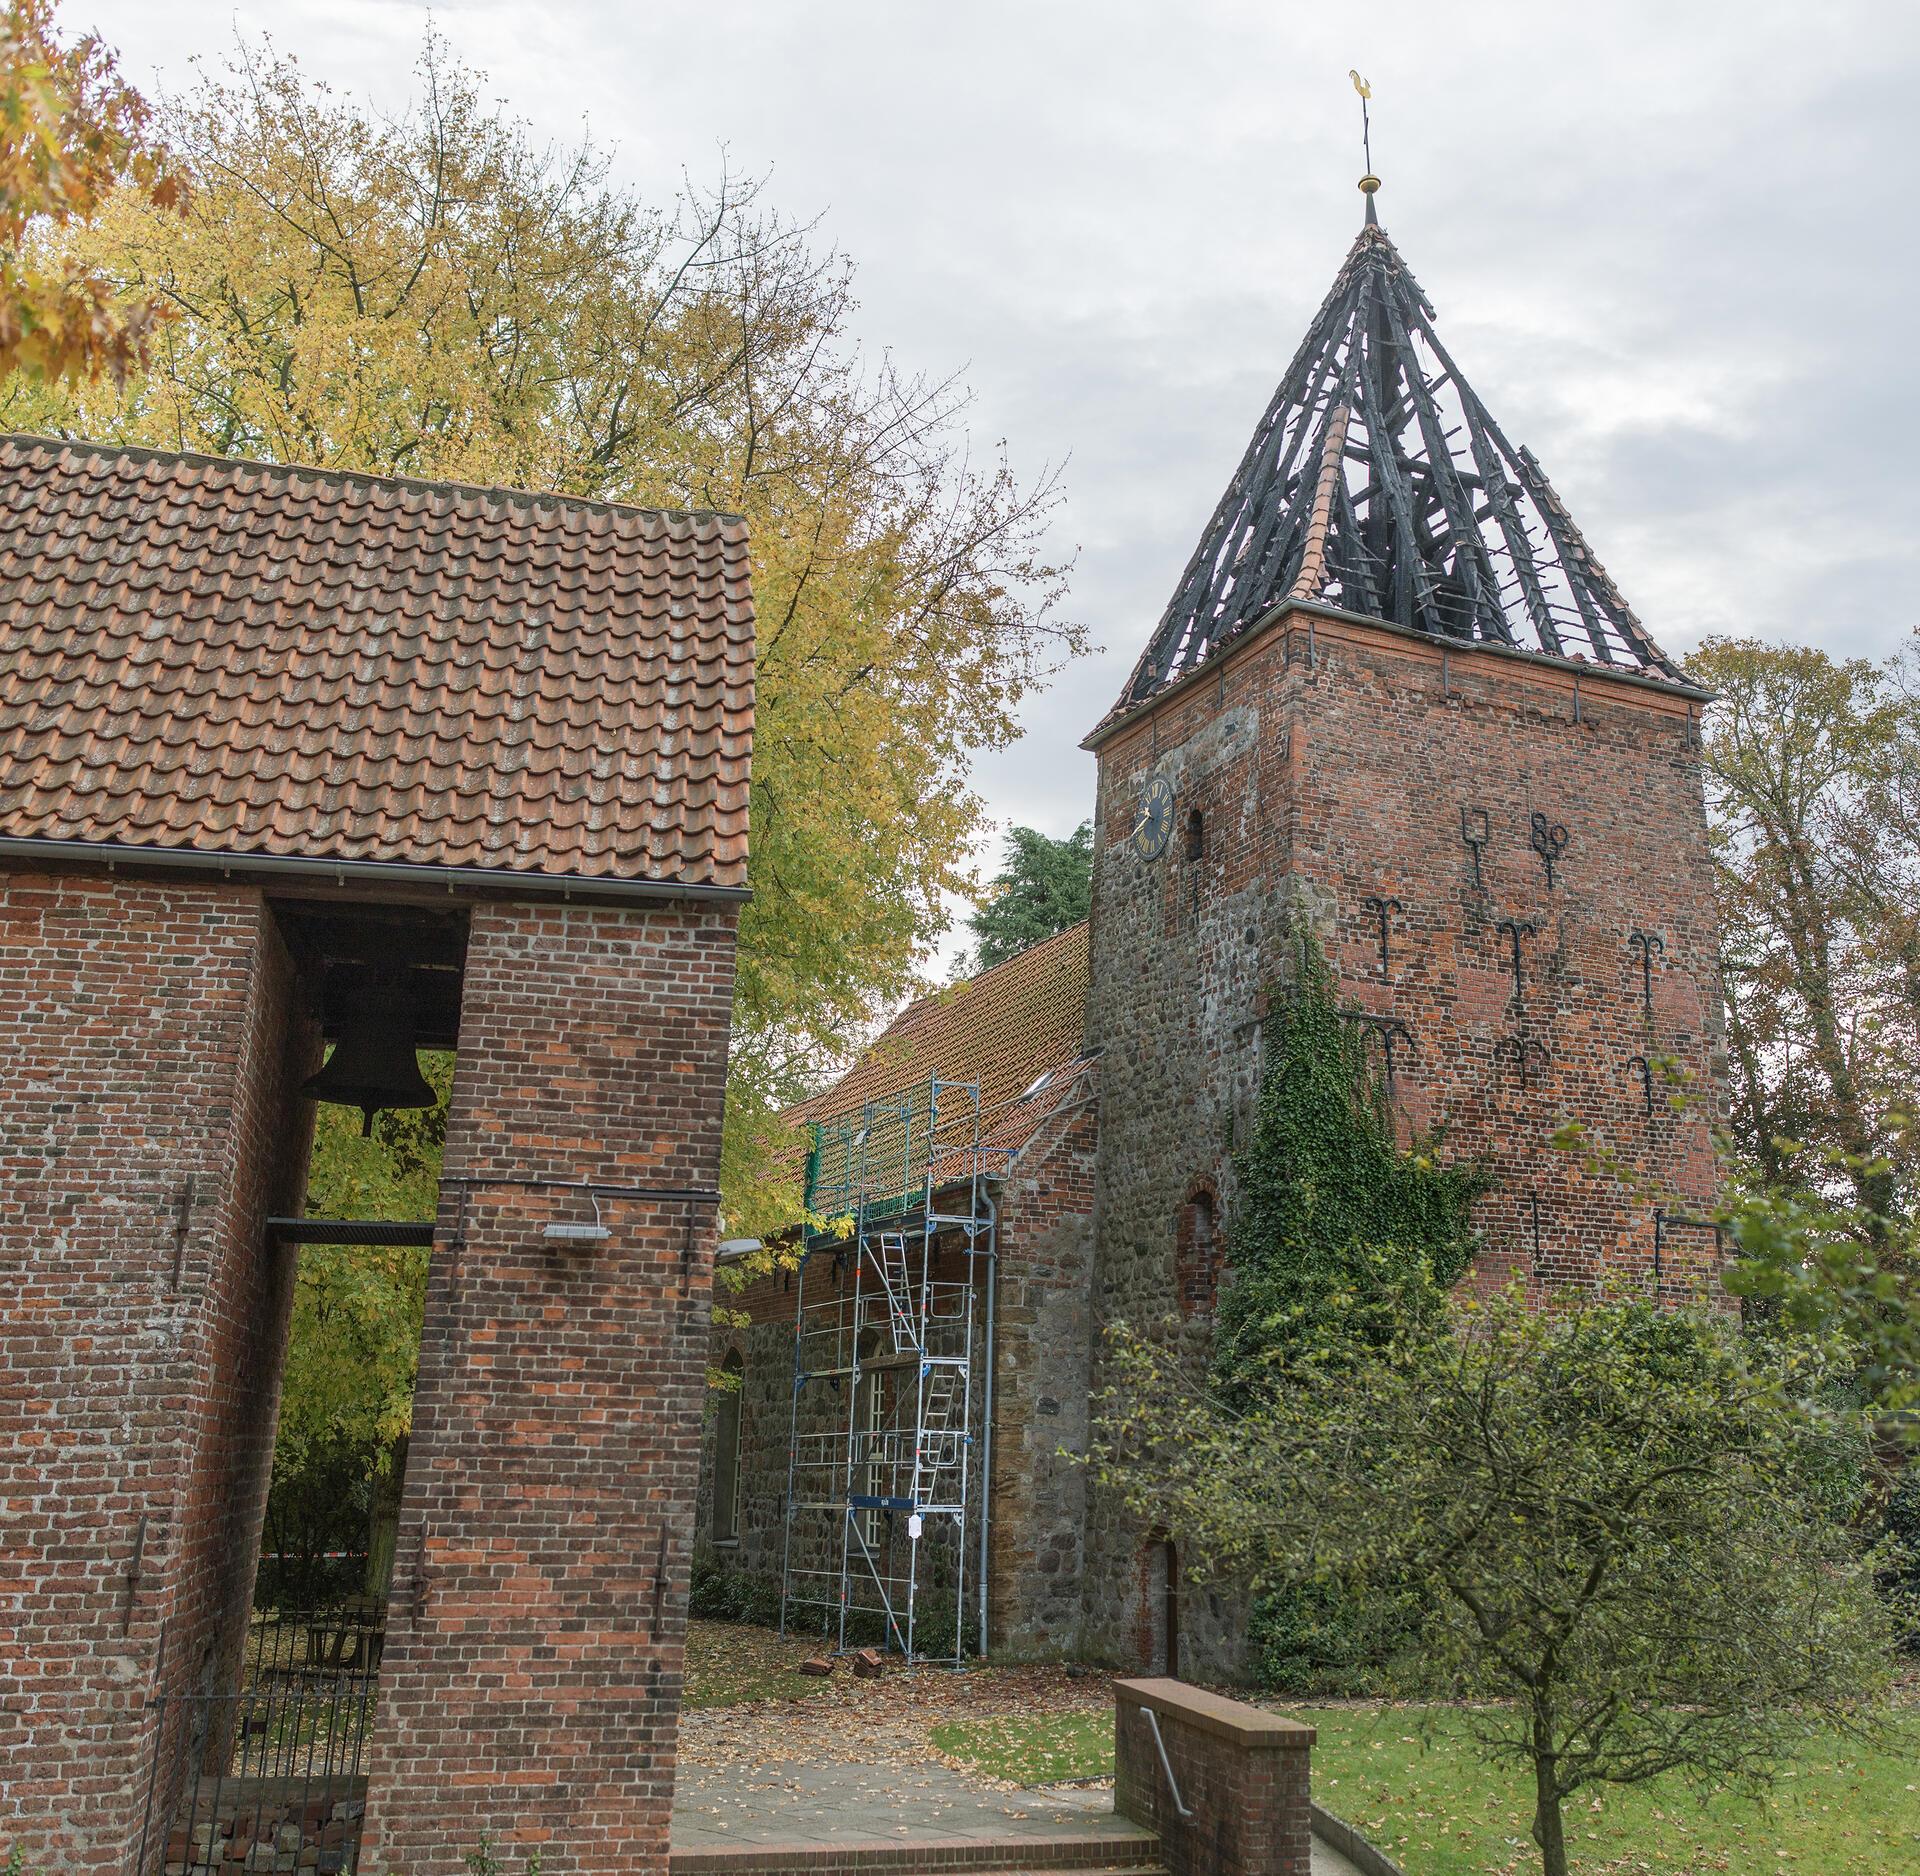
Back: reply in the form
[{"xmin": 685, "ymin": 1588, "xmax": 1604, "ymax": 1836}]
[{"xmin": 83, "ymin": 0, "xmax": 1920, "ymax": 888}]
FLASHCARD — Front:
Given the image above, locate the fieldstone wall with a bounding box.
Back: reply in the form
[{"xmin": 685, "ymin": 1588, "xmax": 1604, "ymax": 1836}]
[
  {"xmin": 692, "ymin": 1092, "xmax": 1100, "ymax": 1659},
  {"xmin": 980, "ymin": 1085, "xmax": 1099, "ymax": 1655},
  {"xmin": 1081, "ymin": 605, "xmax": 1725, "ymax": 1679}
]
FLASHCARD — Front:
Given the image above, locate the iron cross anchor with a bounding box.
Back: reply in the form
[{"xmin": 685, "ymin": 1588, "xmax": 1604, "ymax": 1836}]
[{"xmin": 1530, "ymin": 810, "xmax": 1569, "ymax": 888}]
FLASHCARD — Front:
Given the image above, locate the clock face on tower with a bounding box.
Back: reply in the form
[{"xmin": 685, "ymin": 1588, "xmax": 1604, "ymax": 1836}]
[{"xmin": 1132, "ymin": 775, "xmax": 1175, "ymax": 860}]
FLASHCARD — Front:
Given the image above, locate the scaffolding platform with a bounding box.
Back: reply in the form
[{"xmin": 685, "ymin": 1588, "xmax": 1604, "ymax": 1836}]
[{"xmin": 779, "ymin": 1077, "xmax": 994, "ymax": 1665}]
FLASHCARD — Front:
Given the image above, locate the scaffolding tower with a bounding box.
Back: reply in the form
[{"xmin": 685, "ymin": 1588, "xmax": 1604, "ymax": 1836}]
[{"xmin": 779, "ymin": 1076, "xmax": 994, "ymax": 1665}]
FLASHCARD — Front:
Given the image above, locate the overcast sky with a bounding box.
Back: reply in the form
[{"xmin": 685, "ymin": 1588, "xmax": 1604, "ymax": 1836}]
[{"xmin": 77, "ymin": 0, "xmax": 1920, "ymax": 946}]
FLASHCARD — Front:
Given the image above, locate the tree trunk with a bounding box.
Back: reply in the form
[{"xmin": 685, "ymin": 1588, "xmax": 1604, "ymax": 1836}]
[
  {"xmin": 1778, "ymin": 843, "xmax": 1894, "ymax": 1224},
  {"xmin": 1530, "ymin": 1713, "xmax": 1569, "ymax": 1876},
  {"xmin": 1722, "ymin": 972, "xmax": 1787, "ymax": 1183},
  {"xmin": 365, "ymin": 1435, "xmax": 407, "ymax": 1602}
]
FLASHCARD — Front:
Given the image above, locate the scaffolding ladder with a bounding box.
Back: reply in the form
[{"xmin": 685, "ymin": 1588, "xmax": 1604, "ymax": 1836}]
[{"xmin": 778, "ymin": 1077, "xmax": 991, "ymax": 1665}]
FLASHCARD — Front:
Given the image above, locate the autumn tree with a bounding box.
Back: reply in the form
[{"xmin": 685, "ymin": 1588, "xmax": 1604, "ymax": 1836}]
[
  {"xmin": 5, "ymin": 29, "xmax": 1082, "ymax": 1234},
  {"xmin": 260, "ymin": 1054, "xmax": 450, "ymax": 1602},
  {"xmin": 0, "ymin": 0, "xmax": 180, "ymax": 380},
  {"xmin": 959, "ymin": 821, "xmax": 1092, "ymax": 973},
  {"xmin": 4, "ymin": 28, "xmax": 1081, "ymax": 1586},
  {"xmin": 1094, "ymin": 1292, "xmax": 1898, "ymax": 1876},
  {"xmin": 1693, "ymin": 635, "xmax": 1920, "ymax": 1219}
]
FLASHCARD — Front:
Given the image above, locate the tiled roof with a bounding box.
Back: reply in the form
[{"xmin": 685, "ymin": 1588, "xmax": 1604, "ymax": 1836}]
[
  {"xmin": 789, "ymin": 919, "xmax": 1092, "ymax": 1161},
  {"xmin": 0, "ymin": 435, "xmax": 754, "ymax": 889}
]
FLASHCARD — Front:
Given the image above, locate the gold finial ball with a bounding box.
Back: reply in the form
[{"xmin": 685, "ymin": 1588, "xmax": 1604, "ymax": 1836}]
[{"xmin": 1359, "ymin": 174, "xmax": 1382, "ymax": 196}]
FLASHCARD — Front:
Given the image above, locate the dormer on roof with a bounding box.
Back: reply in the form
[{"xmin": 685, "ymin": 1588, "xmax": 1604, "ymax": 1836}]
[{"xmin": 1108, "ymin": 199, "xmax": 1683, "ymax": 726}]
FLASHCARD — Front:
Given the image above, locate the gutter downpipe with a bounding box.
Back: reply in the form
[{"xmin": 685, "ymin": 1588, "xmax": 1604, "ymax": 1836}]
[{"xmin": 976, "ymin": 1193, "xmax": 999, "ymax": 1656}]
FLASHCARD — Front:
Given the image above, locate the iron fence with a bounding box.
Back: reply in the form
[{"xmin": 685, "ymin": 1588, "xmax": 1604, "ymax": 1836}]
[{"xmin": 134, "ymin": 1606, "xmax": 382, "ymax": 1876}]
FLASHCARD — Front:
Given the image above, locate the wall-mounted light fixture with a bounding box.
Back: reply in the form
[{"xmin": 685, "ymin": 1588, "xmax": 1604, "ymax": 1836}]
[
  {"xmin": 543, "ymin": 1221, "xmax": 611, "ymax": 1244},
  {"xmin": 544, "ymin": 1192, "xmax": 611, "ymax": 1245}
]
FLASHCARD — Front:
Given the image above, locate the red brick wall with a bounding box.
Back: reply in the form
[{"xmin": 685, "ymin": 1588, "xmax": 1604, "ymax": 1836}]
[
  {"xmin": 360, "ymin": 898, "xmax": 739, "ymax": 1876},
  {"xmin": 1173, "ymin": 1178, "xmax": 1221, "ymax": 1320},
  {"xmin": 1113, "ymin": 1678, "xmax": 1314, "ymax": 1876},
  {"xmin": 1082, "ymin": 607, "xmax": 1725, "ymax": 1673},
  {"xmin": 0, "ymin": 870, "xmax": 314, "ymax": 1871}
]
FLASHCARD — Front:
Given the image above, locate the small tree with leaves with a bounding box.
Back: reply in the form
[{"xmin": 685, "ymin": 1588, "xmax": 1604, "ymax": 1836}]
[
  {"xmin": 1095, "ymin": 1292, "xmax": 1899, "ymax": 1876},
  {"xmin": 960, "ymin": 822, "xmax": 1092, "ymax": 973}
]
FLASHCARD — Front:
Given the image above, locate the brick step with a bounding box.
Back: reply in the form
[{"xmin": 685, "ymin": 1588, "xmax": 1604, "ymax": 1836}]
[{"xmin": 667, "ymin": 1831, "xmax": 1163, "ymax": 1875}]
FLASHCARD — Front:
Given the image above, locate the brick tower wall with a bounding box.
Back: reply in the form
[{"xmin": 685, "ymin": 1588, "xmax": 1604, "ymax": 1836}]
[
  {"xmin": 0, "ymin": 871, "xmax": 315, "ymax": 1871},
  {"xmin": 1079, "ymin": 607, "xmax": 1724, "ymax": 1678},
  {"xmin": 360, "ymin": 898, "xmax": 739, "ymax": 1876}
]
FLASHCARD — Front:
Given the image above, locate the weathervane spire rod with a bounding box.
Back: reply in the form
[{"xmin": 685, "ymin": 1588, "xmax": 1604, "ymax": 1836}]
[{"xmin": 1350, "ymin": 69, "xmax": 1381, "ymax": 224}]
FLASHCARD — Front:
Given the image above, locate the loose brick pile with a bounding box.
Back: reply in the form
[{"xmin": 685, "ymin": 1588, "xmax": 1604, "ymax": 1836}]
[{"xmin": 162, "ymin": 1782, "xmax": 363, "ymax": 1874}]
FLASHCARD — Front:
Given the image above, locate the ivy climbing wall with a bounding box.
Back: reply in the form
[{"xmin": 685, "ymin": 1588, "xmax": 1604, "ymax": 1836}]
[{"xmin": 1081, "ymin": 603, "xmax": 1725, "ymax": 1679}]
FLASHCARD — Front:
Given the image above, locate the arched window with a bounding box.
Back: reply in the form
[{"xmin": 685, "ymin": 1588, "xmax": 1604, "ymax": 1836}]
[
  {"xmin": 713, "ymin": 1350, "xmax": 744, "ymax": 1543},
  {"xmin": 1176, "ymin": 1182, "xmax": 1220, "ymax": 1318},
  {"xmin": 1185, "ymin": 807, "xmax": 1205, "ymax": 861}
]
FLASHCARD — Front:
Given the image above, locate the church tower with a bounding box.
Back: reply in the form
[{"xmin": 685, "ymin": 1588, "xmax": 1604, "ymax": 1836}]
[{"xmin": 1079, "ymin": 191, "xmax": 1726, "ymax": 1676}]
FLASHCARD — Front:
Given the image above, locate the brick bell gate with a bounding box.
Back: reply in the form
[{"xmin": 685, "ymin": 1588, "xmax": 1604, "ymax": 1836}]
[{"xmin": 0, "ymin": 437, "xmax": 755, "ymax": 1875}]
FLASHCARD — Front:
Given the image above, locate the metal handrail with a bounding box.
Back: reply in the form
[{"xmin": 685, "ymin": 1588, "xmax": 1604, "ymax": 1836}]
[{"xmin": 1138, "ymin": 1705, "xmax": 1193, "ymax": 1820}]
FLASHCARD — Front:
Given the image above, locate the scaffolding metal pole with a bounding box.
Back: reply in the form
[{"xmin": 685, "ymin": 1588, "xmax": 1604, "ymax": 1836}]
[
  {"xmin": 777, "ymin": 1073, "xmax": 989, "ymax": 1667},
  {"xmin": 976, "ymin": 1198, "xmax": 998, "ymax": 1653}
]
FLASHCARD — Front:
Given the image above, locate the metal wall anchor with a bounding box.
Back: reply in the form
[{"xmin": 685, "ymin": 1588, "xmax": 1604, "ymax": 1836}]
[
  {"xmin": 1497, "ymin": 918, "xmax": 1541, "ymax": 1007},
  {"xmin": 1495, "ymin": 1033, "xmax": 1550, "ymax": 1092},
  {"xmin": 1530, "ymin": 810, "xmax": 1569, "ymax": 888},
  {"xmin": 1627, "ymin": 1053, "xmax": 1654, "ymax": 1118},
  {"xmin": 1460, "ymin": 806, "xmax": 1490, "ymax": 891},
  {"xmin": 1361, "ymin": 895, "xmax": 1402, "ymax": 978},
  {"xmin": 1627, "ymin": 930, "xmax": 1665, "ymax": 1014},
  {"xmin": 1342, "ymin": 1009, "xmax": 1416, "ymax": 1091}
]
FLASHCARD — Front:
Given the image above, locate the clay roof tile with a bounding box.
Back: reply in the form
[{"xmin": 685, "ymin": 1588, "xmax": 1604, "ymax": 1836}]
[{"xmin": 0, "ymin": 434, "xmax": 755, "ymax": 888}]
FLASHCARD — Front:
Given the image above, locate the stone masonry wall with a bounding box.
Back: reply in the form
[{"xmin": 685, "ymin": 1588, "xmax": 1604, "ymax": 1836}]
[
  {"xmin": 981, "ymin": 1090, "xmax": 1099, "ymax": 1656},
  {"xmin": 1081, "ymin": 608, "xmax": 1725, "ymax": 1679},
  {"xmin": 692, "ymin": 1087, "xmax": 1099, "ymax": 1660},
  {"xmin": 360, "ymin": 898, "xmax": 739, "ymax": 1876},
  {"xmin": 0, "ymin": 870, "xmax": 314, "ymax": 1873}
]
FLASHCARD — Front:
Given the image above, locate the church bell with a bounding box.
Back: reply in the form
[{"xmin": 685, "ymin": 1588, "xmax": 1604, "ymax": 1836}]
[{"xmin": 305, "ymin": 977, "xmax": 436, "ymax": 1136}]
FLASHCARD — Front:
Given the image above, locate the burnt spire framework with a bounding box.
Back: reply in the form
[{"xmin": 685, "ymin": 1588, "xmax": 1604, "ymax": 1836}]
[{"xmin": 1113, "ymin": 205, "xmax": 1682, "ymax": 717}]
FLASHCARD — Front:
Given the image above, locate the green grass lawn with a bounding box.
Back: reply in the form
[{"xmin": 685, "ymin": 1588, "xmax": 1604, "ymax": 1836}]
[
  {"xmin": 927, "ymin": 1698, "xmax": 1920, "ymax": 1874},
  {"xmin": 1288, "ymin": 1704, "xmax": 1920, "ymax": 1876},
  {"xmin": 683, "ymin": 1618, "xmax": 832, "ymax": 1708},
  {"xmin": 931, "ymin": 1710, "xmax": 1116, "ymax": 1784}
]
